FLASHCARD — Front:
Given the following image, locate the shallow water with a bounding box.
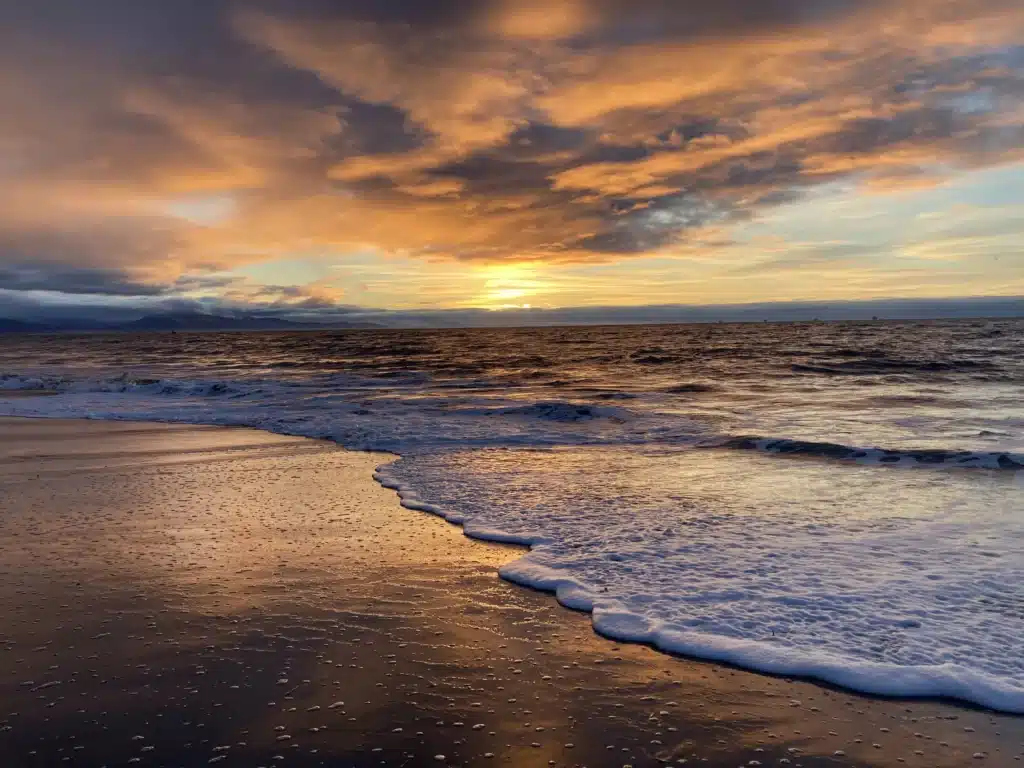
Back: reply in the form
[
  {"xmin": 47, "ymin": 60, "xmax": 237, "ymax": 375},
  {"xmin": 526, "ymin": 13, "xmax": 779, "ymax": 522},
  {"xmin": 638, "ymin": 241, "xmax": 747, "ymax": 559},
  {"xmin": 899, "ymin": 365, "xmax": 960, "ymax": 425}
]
[{"xmin": 1, "ymin": 319, "xmax": 1022, "ymax": 710}]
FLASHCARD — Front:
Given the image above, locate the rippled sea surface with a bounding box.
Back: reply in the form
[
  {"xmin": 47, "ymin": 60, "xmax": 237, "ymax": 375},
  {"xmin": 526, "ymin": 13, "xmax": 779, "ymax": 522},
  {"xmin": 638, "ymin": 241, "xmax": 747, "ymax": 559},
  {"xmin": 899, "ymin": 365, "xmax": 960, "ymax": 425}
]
[{"xmin": 2, "ymin": 319, "xmax": 1023, "ymax": 711}]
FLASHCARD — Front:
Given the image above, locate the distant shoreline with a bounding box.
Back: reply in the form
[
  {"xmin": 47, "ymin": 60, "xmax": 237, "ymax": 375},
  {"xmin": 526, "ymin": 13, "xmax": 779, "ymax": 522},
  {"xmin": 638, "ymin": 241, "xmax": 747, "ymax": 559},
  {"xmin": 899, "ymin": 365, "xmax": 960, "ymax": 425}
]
[{"xmin": 1, "ymin": 295, "xmax": 1021, "ymax": 334}]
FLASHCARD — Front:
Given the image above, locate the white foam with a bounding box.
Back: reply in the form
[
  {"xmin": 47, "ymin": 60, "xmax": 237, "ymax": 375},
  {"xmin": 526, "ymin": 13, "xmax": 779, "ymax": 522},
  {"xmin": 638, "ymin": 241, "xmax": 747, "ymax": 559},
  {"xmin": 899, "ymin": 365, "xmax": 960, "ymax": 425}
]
[
  {"xmin": 376, "ymin": 448, "xmax": 1024, "ymax": 714},
  {"xmin": 495, "ymin": 559, "xmax": 1024, "ymax": 712}
]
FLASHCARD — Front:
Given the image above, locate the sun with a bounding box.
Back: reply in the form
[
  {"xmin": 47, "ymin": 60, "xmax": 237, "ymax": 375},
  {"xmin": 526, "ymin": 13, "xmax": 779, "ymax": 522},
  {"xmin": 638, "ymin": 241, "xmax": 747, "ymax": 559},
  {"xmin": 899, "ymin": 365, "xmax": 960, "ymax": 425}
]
[
  {"xmin": 489, "ymin": 287, "xmax": 529, "ymax": 301},
  {"xmin": 476, "ymin": 264, "xmax": 551, "ymax": 308}
]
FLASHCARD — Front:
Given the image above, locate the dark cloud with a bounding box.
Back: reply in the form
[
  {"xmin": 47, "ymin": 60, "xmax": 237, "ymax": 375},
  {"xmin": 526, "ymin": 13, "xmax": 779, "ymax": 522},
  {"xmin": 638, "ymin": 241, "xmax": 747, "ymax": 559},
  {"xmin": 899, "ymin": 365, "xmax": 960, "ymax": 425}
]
[
  {"xmin": 0, "ymin": 265, "xmax": 169, "ymax": 296},
  {"xmin": 559, "ymin": 0, "xmax": 877, "ymax": 49},
  {"xmin": 0, "ymin": 222, "xmax": 188, "ymax": 274}
]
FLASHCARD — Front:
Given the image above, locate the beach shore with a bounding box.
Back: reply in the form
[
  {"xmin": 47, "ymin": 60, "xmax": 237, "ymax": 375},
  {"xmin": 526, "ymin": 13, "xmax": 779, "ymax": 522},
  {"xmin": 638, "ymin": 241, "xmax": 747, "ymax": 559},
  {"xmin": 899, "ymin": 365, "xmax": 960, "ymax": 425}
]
[{"xmin": 0, "ymin": 415, "xmax": 1020, "ymax": 767}]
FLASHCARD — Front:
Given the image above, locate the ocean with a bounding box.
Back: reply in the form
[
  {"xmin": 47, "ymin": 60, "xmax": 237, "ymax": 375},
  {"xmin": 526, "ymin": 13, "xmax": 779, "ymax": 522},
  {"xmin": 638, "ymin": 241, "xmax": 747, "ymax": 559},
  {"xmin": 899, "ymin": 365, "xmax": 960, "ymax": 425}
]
[{"xmin": 1, "ymin": 318, "xmax": 1022, "ymax": 712}]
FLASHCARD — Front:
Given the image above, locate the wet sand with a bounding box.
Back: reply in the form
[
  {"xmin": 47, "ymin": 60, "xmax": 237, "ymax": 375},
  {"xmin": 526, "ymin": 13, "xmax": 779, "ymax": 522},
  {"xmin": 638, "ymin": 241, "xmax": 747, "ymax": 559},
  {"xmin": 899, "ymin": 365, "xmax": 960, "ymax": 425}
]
[{"xmin": 0, "ymin": 416, "xmax": 1020, "ymax": 767}]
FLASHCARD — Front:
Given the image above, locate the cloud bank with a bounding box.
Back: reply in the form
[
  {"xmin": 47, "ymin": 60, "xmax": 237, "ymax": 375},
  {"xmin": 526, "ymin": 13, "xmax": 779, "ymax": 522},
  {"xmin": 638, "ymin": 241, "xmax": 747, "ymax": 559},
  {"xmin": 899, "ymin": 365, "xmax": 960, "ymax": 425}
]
[{"xmin": 0, "ymin": 0, "xmax": 1022, "ymax": 307}]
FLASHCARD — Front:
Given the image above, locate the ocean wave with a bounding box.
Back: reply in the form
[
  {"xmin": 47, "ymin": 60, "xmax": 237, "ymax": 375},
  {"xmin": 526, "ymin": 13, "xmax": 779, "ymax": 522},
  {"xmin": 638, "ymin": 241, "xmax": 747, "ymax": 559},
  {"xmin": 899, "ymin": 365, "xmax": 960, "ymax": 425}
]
[
  {"xmin": 664, "ymin": 382, "xmax": 717, "ymax": 394},
  {"xmin": 628, "ymin": 346, "xmax": 688, "ymax": 365},
  {"xmin": 496, "ymin": 401, "xmax": 631, "ymax": 423},
  {"xmin": 722, "ymin": 435, "xmax": 1024, "ymax": 469},
  {"xmin": 1, "ymin": 372, "xmax": 252, "ymax": 398},
  {"xmin": 592, "ymin": 391, "xmax": 639, "ymax": 400},
  {"xmin": 792, "ymin": 357, "xmax": 997, "ymax": 376},
  {"xmin": 0, "ymin": 372, "xmax": 694, "ymax": 454}
]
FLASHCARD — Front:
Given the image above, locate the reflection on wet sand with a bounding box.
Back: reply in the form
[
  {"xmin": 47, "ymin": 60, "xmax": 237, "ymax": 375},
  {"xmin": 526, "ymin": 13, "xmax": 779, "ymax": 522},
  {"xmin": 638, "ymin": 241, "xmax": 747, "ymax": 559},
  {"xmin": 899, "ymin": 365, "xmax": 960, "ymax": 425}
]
[{"xmin": 0, "ymin": 418, "xmax": 1019, "ymax": 767}]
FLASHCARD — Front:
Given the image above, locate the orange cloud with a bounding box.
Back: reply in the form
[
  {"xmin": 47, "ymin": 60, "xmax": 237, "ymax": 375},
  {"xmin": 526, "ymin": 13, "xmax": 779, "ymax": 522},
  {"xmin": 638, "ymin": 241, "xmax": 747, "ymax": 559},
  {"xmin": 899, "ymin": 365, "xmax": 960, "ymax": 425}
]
[
  {"xmin": 234, "ymin": 11, "xmax": 534, "ymax": 157},
  {"xmin": 483, "ymin": 0, "xmax": 593, "ymax": 39}
]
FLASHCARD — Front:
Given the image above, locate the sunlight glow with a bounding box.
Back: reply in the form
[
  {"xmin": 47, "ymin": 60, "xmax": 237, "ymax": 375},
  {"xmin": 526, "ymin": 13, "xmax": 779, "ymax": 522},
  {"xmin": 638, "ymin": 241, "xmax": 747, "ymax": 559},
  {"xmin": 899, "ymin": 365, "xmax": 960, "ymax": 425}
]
[{"xmin": 476, "ymin": 264, "xmax": 554, "ymax": 308}]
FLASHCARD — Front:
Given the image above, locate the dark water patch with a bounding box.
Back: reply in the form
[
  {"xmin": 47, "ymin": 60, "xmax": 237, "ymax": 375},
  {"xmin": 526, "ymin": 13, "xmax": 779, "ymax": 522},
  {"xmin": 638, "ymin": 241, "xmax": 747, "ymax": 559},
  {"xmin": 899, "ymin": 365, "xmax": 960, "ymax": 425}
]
[
  {"xmin": 628, "ymin": 347, "xmax": 690, "ymax": 365},
  {"xmin": 830, "ymin": 348, "xmax": 883, "ymax": 357},
  {"xmin": 664, "ymin": 383, "xmax": 717, "ymax": 394},
  {"xmin": 501, "ymin": 356, "xmax": 556, "ymax": 369},
  {"xmin": 631, "ymin": 354, "xmax": 682, "ymax": 365}
]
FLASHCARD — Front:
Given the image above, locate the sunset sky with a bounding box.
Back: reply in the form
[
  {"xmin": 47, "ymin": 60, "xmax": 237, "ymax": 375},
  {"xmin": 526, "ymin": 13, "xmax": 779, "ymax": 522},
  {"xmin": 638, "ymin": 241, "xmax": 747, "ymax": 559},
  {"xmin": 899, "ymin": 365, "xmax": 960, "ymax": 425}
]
[{"xmin": 1, "ymin": 0, "xmax": 1023, "ymax": 322}]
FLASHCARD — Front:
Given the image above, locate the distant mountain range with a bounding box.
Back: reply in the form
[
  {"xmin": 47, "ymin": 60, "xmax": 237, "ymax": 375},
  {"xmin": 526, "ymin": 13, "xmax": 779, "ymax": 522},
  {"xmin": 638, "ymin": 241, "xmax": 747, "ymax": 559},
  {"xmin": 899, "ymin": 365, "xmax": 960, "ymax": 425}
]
[
  {"xmin": 0, "ymin": 312, "xmax": 381, "ymax": 334},
  {"xmin": 0, "ymin": 318, "xmax": 54, "ymax": 333},
  {"xmin": 3, "ymin": 296, "xmax": 1022, "ymax": 333}
]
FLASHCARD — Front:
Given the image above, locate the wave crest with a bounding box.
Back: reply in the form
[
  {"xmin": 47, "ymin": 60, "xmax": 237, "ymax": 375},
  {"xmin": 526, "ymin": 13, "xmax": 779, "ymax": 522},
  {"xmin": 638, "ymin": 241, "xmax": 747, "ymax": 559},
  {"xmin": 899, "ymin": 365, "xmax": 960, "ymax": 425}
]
[
  {"xmin": 722, "ymin": 435, "xmax": 1024, "ymax": 469},
  {"xmin": 498, "ymin": 401, "xmax": 629, "ymax": 423}
]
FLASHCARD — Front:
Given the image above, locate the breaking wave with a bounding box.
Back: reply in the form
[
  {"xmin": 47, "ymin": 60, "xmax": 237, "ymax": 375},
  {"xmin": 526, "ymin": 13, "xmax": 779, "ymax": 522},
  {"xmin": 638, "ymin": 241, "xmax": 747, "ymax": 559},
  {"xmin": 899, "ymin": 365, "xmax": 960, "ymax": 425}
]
[{"xmin": 721, "ymin": 436, "xmax": 1024, "ymax": 469}]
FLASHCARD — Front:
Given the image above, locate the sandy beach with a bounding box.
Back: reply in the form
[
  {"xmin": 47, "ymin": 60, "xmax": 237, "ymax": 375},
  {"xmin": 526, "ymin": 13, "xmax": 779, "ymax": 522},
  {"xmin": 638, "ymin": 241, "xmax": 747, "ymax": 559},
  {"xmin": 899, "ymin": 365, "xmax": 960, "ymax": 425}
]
[{"xmin": 0, "ymin": 414, "xmax": 1021, "ymax": 767}]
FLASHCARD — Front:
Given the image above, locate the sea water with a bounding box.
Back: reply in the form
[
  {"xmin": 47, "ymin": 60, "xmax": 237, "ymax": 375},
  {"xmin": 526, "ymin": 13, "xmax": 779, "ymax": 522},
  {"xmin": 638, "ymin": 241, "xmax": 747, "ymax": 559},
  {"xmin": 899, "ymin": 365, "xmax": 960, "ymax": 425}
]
[{"xmin": 1, "ymin": 320, "xmax": 1022, "ymax": 711}]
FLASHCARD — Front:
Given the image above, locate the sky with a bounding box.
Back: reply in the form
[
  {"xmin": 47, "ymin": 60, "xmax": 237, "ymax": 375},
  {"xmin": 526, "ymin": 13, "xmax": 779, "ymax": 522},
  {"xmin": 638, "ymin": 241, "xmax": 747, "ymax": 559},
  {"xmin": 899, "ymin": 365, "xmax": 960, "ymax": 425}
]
[{"xmin": 1, "ymin": 0, "xmax": 1023, "ymax": 324}]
